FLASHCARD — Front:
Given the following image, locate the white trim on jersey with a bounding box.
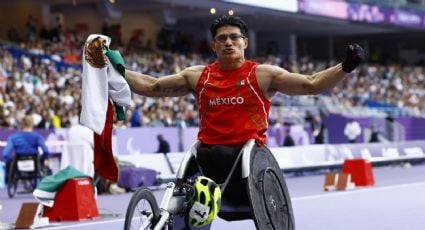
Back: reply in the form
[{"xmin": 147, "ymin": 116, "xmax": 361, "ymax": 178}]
[
  {"xmin": 246, "ymin": 65, "xmax": 269, "ymax": 129},
  {"xmin": 198, "ymin": 67, "xmax": 211, "ymax": 128}
]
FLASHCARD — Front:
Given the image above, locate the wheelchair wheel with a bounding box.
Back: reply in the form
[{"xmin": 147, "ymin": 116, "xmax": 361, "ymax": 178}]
[
  {"xmin": 124, "ymin": 187, "xmax": 160, "ymax": 230},
  {"xmin": 7, "ymin": 174, "xmax": 18, "ymax": 198},
  {"xmin": 247, "ymin": 146, "xmax": 295, "ymax": 230},
  {"xmin": 7, "ymin": 166, "xmax": 18, "ymax": 198}
]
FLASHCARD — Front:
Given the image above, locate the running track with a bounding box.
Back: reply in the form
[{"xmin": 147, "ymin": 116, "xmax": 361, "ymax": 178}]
[{"xmin": 1, "ymin": 164, "xmax": 424, "ymax": 229}]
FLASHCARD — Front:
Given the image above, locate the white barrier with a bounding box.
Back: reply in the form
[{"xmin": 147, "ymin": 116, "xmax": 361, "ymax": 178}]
[
  {"xmin": 5, "ymin": 139, "xmax": 419, "ymax": 181},
  {"xmin": 116, "ymin": 141, "xmax": 425, "ymax": 180}
]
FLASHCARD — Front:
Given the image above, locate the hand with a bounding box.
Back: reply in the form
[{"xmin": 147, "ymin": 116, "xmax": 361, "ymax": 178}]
[
  {"xmin": 342, "ymin": 43, "xmax": 365, "ymax": 73},
  {"xmin": 84, "ymin": 36, "xmax": 108, "ymax": 68},
  {"xmin": 43, "ymin": 158, "xmax": 49, "ymax": 167}
]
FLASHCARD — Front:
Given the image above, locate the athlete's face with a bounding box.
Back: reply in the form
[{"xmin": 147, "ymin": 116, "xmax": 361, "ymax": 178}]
[{"xmin": 211, "ymin": 25, "xmax": 248, "ymax": 61}]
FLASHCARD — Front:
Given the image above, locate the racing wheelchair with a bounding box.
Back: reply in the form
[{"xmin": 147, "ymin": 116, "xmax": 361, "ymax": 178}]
[
  {"xmin": 7, "ymin": 154, "xmax": 45, "ymax": 198},
  {"xmin": 124, "ymin": 139, "xmax": 295, "ymax": 229}
]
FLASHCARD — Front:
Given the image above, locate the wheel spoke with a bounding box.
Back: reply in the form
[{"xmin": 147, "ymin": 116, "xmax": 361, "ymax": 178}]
[{"xmin": 124, "ymin": 188, "xmax": 160, "ymax": 230}]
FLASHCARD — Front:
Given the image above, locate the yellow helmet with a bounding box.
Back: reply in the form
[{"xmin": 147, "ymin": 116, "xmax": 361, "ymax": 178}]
[{"xmin": 188, "ymin": 176, "xmax": 221, "ymax": 227}]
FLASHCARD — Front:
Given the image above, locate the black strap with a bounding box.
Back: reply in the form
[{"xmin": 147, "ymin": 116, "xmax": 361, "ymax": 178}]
[{"xmin": 217, "ymin": 147, "xmax": 244, "ymax": 195}]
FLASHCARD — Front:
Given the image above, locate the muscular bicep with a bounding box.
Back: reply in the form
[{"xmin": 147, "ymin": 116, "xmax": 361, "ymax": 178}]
[
  {"xmin": 272, "ymin": 71, "xmax": 317, "ymax": 95},
  {"xmin": 126, "ymin": 70, "xmax": 192, "ymax": 97},
  {"xmin": 152, "ymin": 74, "xmax": 192, "ymax": 97},
  {"xmin": 260, "ymin": 65, "xmax": 316, "ymax": 96},
  {"xmin": 268, "ymin": 64, "xmax": 347, "ymax": 96}
]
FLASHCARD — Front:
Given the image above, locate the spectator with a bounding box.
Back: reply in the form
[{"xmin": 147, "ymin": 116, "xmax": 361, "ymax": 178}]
[
  {"xmin": 304, "ymin": 110, "xmax": 314, "ymax": 130},
  {"xmin": 312, "ymin": 115, "xmax": 326, "ymax": 144},
  {"xmin": 156, "ymin": 134, "xmax": 170, "ymax": 154},
  {"xmin": 282, "ymin": 128, "xmax": 295, "ymax": 147},
  {"xmin": 385, "ymin": 113, "xmax": 395, "ymax": 141},
  {"xmin": 369, "ymin": 124, "xmax": 380, "ymax": 143},
  {"xmin": 130, "ymin": 106, "xmax": 142, "ymax": 127},
  {"xmin": 25, "ymin": 15, "xmax": 37, "ymax": 41},
  {"xmin": 61, "ymin": 115, "xmax": 94, "ymax": 177},
  {"xmin": 344, "ymin": 119, "xmax": 362, "ymax": 143},
  {"xmin": 50, "ymin": 16, "xmax": 63, "ymax": 42}
]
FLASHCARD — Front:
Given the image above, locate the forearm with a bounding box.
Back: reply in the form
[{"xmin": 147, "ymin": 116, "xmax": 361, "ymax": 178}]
[
  {"xmin": 308, "ymin": 63, "xmax": 347, "ymax": 93},
  {"xmin": 125, "ymin": 70, "xmax": 191, "ymax": 97},
  {"xmin": 273, "ymin": 44, "xmax": 363, "ymax": 96},
  {"xmin": 42, "ymin": 148, "xmax": 49, "ymax": 158},
  {"xmin": 125, "ymin": 70, "xmax": 157, "ymax": 96}
]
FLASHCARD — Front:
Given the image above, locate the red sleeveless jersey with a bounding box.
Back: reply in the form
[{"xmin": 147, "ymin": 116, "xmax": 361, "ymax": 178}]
[{"xmin": 196, "ymin": 60, "xmax": 271, "ymax": 147}]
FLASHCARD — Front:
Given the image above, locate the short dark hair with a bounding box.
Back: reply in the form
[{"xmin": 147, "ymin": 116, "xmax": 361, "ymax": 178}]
[{"xmin": 210, "ymin": 15, "xmax": 248, "ymax": 38}]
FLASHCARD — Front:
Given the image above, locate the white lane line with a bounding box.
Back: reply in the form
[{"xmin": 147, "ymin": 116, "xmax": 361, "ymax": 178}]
[
  {"xmin": 292, "ymin": 181, "xmax": 425, "ymax": 201},
  {"xmin": 44, "ymin": 218, "xmax": 125, "ymax": 229}
]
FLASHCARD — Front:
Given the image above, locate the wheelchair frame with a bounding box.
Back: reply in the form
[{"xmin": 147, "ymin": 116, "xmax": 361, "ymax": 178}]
[
  {"xmin": 123, "ymin": 139, "xmax": 294, "ymax": 230},
  {"xmin": 7, "ymin": 154, "xmax": 44, "ymax": 198}
]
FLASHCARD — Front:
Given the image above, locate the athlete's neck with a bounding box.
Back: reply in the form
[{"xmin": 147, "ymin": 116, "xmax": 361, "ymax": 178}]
[{"xmin": 218, "ymin": 57, "xmax": 245, "ymax": 70}]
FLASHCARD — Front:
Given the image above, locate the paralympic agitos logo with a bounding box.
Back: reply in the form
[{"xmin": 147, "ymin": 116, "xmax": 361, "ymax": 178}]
[{"xmin": 209, "ymin": 96, "xmax": 245, "ymax": 106}]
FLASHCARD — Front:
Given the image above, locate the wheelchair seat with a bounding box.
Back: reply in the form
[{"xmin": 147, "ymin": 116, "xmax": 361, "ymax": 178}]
[
  {"xmin": 7, "ymin": 154, "xmax": 44, "ymax": 198},
  {"xmin": 195, "ymin": 145, "xmax": 252, "ymax": 221},
  {"xmin": 175, "ymin": 139, "xmax": 295, "ymax": 229}
]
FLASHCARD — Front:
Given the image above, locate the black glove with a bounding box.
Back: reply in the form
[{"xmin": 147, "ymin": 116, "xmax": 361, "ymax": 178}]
[{"xmin": 342, "ymin": 43, "xmax": 365, "ymax": 73}]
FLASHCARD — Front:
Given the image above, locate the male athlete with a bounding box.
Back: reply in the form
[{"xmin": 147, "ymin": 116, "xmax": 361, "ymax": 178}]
[{"xmin": 87, "ymin": 15, "xmax": 364, "ymax": 228}]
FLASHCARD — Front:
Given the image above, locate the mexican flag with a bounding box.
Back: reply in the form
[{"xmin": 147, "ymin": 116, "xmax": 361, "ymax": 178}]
[{"xmin": 33, "ymin": 166, "xmax": 89, "ymax": 207}]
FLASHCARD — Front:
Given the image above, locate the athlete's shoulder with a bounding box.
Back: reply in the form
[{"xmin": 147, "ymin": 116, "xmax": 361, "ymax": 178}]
[
  {"xmin": 185, "ymin": 65, "xmax": 206, "ymax": 72},
  {"xmin": 9, "ymin": 132, "xmax": 20, "ymax": 139},
  {"xmin": 256, "ymin": 64, "xmax": 287, "ymax": 74},
  {"xmin": 182, "ymin": 65, "xmax": 206, "ymax": 87},
  {"xmin": 256, "ymin": 64, "xmax": 277, "ymax": 74},
  {"xmin": 186, "ymin": 65, "xmax": 206, "ymax": 71},
  {"xmin": 182, "ymin": 65, "xmax": 206, "ymax": 77}
]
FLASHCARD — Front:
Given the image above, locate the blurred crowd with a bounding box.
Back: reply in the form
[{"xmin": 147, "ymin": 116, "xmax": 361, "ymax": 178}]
[
  {"xmin": 333, "ymin": 64, "xmax": 425, "ymax": 116},
  {"xmin": 0, "ymin": 18, "xmax": 424, "ymax": 130}
]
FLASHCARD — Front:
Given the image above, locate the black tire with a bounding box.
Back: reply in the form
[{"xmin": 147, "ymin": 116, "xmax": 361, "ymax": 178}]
[
  {"xmin": 7, "ymin": 173, "xmax": 18, "ymax": 198},
  {"xmin": 124, "ymin": 187, "xmax": 161, "ymax": 230},
  {"xmin": 7, "ymin": 162, "xmax": 18, "ymax": 198},
  {"xmin": 247, "ymin": 146, "xmax": 295, "ymax": 230}
]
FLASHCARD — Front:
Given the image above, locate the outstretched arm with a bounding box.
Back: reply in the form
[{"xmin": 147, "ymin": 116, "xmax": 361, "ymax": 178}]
[
  {"xmin": 125, "ymin": 65, "xmax": 203, "ymax": 97},
  {"xmin": 126, "ymin": 70, "xmax": 189, "ymax": 97},
  {"xmin": 261, "ymin": 63, "xmax": 346, "ymax": 96},
  {"xmin": 84, "ymin": 36, "xmax": 203, "ymax": 97},
  {"xmin": 260, "ymin": 44, "xmax": 365, "ymax": 97}
]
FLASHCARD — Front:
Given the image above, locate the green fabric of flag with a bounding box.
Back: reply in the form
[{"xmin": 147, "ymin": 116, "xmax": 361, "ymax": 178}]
[
  {"xmin": 105, "ymin": 50, "xmax": 126, "ymax": 77},
  {"xmin": 33, "ymin": 166, "xmax": 89, "ymax": 207},
  {"xmin": 106, "ymin": 49, "xmax": 126, "ymax": 120}
]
